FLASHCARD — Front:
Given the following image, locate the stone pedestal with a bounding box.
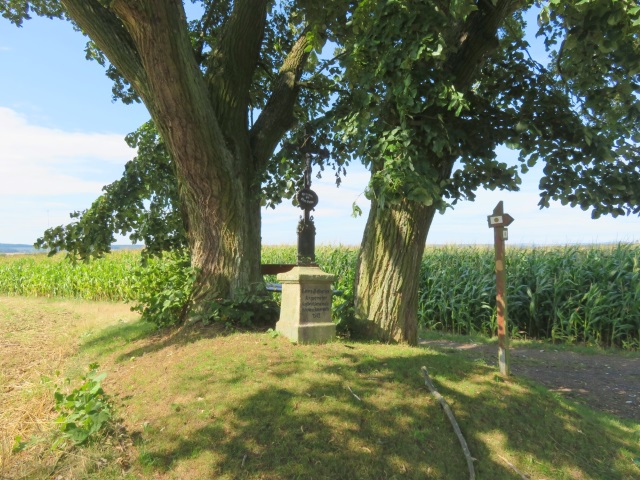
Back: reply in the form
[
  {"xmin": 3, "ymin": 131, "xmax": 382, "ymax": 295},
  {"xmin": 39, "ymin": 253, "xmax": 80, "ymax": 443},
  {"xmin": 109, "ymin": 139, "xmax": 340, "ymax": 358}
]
[{"xmin": 276, "ymin": 266, "xmax": 336, "ymax": 344}]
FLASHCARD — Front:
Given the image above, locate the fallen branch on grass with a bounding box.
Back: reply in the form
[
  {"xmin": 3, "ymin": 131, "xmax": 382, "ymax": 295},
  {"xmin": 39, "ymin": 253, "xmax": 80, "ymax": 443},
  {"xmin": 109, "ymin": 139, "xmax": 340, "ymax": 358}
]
[
  {"xmin": 421, "ymin": 366, "xmax": 476, "ymax": 480},
  {"xmin": 347, "ymin": 385, "xmax": 362, "ymax": 402},
  {"xmin": 498, "ymin": 455, "xmax": 530, "ymax": 479}
]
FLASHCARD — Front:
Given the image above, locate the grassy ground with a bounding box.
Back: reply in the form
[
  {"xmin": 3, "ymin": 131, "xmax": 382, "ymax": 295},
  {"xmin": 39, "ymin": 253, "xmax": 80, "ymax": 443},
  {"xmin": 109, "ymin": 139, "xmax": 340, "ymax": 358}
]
[
  {"xmin": 0, "ymin": 296, "xmax": 141, "ymax": 479},
  {"xmin": 2, "ymin": 296, "xmax": 639, "ymax": 479}
]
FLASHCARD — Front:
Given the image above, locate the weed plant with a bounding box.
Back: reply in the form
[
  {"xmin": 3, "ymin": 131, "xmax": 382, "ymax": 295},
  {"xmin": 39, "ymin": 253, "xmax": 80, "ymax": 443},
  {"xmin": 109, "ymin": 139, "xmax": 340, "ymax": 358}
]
[{"xmin": 52, "ymin": 363, "xmax": 113, "ymax": 447}]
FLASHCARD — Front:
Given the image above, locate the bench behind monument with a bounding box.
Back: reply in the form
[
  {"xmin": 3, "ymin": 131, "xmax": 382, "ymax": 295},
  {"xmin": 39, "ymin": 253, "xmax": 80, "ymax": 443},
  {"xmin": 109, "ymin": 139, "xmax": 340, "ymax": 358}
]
[{"xmin": 260, "ymin": 264, "xmax": 342, "ymax": 295}]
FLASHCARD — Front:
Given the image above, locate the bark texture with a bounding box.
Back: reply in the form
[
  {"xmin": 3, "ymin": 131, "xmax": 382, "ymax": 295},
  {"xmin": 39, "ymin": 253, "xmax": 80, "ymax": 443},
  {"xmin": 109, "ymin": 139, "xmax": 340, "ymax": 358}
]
[
  {"xmin": 354, "ymin": 200, "xmax": 437, "ymax": 344},
  {"xmin": 110, "ymin": 0, "xmax": 263, "ymax": 301},
  {"xmin": 60, "ymin": 0, "xmax": 310, "ymax": 306}
]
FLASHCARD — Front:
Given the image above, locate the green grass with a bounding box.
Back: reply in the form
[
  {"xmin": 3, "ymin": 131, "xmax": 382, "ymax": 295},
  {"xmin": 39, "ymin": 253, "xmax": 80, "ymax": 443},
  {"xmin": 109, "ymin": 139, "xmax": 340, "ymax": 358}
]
[
  {"xmin": 3, "ymin": 297, "xmax": 640, "ymax": 479},
  {"xmin": 94, "ymin": 329, "xmax": 640, "ymax": 479}
]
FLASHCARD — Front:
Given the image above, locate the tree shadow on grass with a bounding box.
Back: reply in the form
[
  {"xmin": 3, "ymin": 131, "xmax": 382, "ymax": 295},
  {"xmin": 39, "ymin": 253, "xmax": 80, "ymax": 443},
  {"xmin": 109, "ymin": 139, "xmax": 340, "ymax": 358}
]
[
  {"xmin": 124, "ymin": 342, "xmax": 640, "ymax": 479},
  {"xmin": 79, "ymin": 319, "xmax": 252, "ymax": 363},
  {"xmin": 355, "ymin": 351, "xmax": 640, "ymax": 479},
  {"xmin": 79, "ymin": 320, "xmax": 158, "ymax": 357},
  {"xmin": 134, "ymin": 378, "xmax": 474, "ymax": 479}
]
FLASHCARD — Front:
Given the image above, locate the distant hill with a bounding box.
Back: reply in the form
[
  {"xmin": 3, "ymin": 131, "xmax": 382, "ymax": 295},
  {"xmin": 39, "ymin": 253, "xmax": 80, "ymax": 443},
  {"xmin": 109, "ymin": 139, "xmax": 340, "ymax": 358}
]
[
  {"xmin": 111, "ymin": 244, "xmax": 145, "ymax": 251},
  {"xmin": 0, "ymin": 244, "xmax": 144, "ymax": 254},
  {"xmin": 0, "ymin": 244, "xmax": 40, "ymax": 254}
]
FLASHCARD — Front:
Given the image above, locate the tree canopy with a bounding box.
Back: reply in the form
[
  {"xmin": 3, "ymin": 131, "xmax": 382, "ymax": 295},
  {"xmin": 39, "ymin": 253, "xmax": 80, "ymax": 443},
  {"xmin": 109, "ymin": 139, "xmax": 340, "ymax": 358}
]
[
  {"xmin": 3, "ymin": 0, "xmax": 351, "ymax": 261},
  {"xmin": 330, "ymin": 0, "xmax": 640, "ymax": 218},
  {"xmin": 325, "ymin": 0, "xmax": 640, "ymax": 343},
  {"xmin": 2, "ymin": 0, "xmax": 639, "ymax": 336},
  {"xmin": 6, "ymin": 0, "xmax": 638, "ymax": 249}
]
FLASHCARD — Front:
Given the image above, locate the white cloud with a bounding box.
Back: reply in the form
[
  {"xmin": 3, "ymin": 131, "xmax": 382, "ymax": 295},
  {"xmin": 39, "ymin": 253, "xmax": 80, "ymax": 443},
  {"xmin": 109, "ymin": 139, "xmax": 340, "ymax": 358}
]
[
  {"xmin": 0, "ymin": 107, "xmax": 135, "ymax": 196},
  {"xmin": 1, "ymin": 106, "xmax": 636, "ymax": 246}
]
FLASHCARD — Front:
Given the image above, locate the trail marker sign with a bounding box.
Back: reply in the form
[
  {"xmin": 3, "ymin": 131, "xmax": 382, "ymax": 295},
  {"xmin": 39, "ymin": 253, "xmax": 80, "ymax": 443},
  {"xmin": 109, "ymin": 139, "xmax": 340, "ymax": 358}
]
[
  {"xmin": 488, "ymin": 201, "xmax": 514, "ymax": 376},
  {"xmin": 487, "ymin": 213, "xmax": 515, "ymax": 228}
]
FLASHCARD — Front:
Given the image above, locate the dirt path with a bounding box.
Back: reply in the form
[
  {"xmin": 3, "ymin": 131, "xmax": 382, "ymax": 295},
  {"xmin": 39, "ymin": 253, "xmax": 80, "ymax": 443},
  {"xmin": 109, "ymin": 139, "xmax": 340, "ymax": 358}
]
[{"xmin": 421, "ymin": 339, "xmax": 640, "ymax": 422}]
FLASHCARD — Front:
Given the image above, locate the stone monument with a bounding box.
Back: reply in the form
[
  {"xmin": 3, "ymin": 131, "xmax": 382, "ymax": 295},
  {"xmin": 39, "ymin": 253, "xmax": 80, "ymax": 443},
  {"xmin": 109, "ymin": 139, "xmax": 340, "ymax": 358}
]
[{"xmin": 275, "ymin": 155, "xmax": 336, "ymax": 343}]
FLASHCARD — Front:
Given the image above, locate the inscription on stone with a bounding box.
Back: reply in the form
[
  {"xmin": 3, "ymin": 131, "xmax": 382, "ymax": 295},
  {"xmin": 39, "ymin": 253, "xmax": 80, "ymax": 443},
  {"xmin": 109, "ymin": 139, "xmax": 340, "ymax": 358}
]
[{"xmin": 301, "ymin": 287, "xmax": 332, "ymax": 322}]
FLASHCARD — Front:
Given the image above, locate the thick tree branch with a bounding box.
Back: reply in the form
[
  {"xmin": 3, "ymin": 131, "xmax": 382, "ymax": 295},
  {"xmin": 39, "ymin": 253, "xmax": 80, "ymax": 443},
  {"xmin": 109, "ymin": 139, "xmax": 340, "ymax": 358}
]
[
  {"xmin": 448, "ymin": 0, "xmax": 524, "ymax": 90},
  {"xmin": 108, "ymin": 0, "xmax": 235, "ymax": 204},
  {"xmin": 60, "ymin": 0, "xmax": 150, "ymax": 100},
  {"xmin": 206, "ymin": 0, "xmax": 269, "ymax": 125},
  {"xmin": 250, "ymin": 32, "xmax": 312, "ymax": 167}
]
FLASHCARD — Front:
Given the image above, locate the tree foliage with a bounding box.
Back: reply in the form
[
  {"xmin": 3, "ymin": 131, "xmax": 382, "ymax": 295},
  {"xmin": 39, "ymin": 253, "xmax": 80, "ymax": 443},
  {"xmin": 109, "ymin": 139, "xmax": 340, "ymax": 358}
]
[
  {"xmin": 4, "ymin": 0, "xmax": 354, "ymax": 263},
  {"xmin": 35, "ymin": 122, "xmax": 185, "ymax": 260},
  {"xmin": 330, "ymin": 0, "xmax": 640, "ymax": 218},
  {"xmin": 4, "ymin": 0, "xmax": 638, "ymax": 230},
  {"xmin": 323, "ymin": 0, "xmax": 640, "ymax": 344}
]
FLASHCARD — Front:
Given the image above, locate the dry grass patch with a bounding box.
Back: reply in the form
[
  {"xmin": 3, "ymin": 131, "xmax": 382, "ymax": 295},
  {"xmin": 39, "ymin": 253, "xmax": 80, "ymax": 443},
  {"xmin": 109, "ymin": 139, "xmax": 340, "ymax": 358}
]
[{"xmin": 0, "ymin": 296, "xmax": 139, "ymax": 479}]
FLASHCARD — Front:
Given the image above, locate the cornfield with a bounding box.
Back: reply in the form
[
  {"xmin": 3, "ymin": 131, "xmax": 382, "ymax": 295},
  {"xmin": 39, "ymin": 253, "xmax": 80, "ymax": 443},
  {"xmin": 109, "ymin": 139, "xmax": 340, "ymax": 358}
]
[
  {"xmin": 418, "ymin": 244, "xmax": 640, "ymax": 349},
  {"xmin": 0, "ymin": 251, "xmax": 139, "ymax": 301},
  {"xmin": 1, "ymin": 244, "xmax": 638, "ymax": 349},
  {"xmin": 264, "ymin": 244, "xmax": 640, "ymax": 349}
]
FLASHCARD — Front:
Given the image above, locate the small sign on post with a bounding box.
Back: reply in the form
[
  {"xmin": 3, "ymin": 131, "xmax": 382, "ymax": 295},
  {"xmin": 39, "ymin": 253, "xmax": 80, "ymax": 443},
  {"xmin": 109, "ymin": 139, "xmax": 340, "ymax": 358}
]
[{"xmin": 487, "ymin": 201, "xmax": 514, "ymax": 376}]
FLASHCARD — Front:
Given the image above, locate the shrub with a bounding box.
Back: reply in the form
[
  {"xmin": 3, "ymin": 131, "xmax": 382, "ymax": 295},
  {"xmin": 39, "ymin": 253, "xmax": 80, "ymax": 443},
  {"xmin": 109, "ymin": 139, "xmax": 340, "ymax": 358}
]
[{"xmin": 127, "ymin": 249, "xmax": 195, "ymax": 328}]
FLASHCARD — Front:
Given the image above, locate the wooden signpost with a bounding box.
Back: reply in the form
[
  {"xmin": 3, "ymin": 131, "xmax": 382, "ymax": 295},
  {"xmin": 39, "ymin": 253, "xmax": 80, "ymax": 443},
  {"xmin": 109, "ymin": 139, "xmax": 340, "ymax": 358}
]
[{"xmin": 487, "ymin": 201, "xmax": 514, "ymax": 376}]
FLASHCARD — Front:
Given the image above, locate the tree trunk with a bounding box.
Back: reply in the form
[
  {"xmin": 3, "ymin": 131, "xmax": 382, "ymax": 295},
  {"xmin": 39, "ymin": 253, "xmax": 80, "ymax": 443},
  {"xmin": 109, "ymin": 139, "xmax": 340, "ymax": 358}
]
[
  {"xmin": 106, "ymin": 0, "xmax": 264, "ymax": 304},
  {"xmin": 58, "ymin": 0, "xmax": 314, "ymax": 315},
  {"xmin": 177, "ymin": 152, "xmax": 264, "ymax": 305},
  {"xmin": 354, "ymin": 198, "xmax": 438, "ymax": 345},
  {"xmin": 352, "ymin": 1, "xmax": 516, "ymax": 344},
  {"xmin": 63, "ymin": 0, "xmax": 270, "ymax": 308}
]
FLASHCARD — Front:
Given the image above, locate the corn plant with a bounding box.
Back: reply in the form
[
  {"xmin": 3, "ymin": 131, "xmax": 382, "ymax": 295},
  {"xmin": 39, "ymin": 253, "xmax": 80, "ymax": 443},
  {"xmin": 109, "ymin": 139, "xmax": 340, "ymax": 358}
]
[
  {"xmin": 1, "ymin": 244, "xmax": 638, "ymax": 349},
  {"xmin": 418, "ymin": 244, "xmax": 640, "ymax": 349},
  {"xmin": 0, "ymin": 251, "xmax": 139, "ymax": 301}
]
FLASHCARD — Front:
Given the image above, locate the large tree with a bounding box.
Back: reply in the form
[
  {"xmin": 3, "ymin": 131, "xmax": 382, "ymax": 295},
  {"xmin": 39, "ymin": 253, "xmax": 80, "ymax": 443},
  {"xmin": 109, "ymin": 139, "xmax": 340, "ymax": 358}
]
[
  {"xmin": 327, "ymin": 0, "xmax": 640, "ymax": 344},
  {"xmin": 2, "ymin": 0, "xmax": 347, "ymax": 312},
  {"xmin": 5, "ymin": 1, "xmax": 639, "ymax": 339}
]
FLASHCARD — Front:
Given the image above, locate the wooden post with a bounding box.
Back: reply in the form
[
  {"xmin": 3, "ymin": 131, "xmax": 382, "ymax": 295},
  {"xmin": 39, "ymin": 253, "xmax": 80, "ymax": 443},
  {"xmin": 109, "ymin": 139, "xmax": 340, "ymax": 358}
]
[{"xmin": 487, "ymin": 201, "xmax": 514, "ymax": 376}]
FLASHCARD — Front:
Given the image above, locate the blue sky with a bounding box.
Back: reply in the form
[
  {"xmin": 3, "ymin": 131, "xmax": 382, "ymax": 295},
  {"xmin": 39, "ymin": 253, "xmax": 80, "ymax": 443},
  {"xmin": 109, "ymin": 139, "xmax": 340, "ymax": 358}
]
[{"xmin": 0, "ymin": 10, "xmax": 638, "ymax": 247}]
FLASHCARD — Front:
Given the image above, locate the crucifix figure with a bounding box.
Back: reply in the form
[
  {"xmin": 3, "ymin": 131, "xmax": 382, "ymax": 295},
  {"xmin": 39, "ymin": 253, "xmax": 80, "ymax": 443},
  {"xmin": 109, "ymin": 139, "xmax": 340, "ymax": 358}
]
[{"xmin": 296, "ymin": 154, "xmax": 319, "ymax": 265}]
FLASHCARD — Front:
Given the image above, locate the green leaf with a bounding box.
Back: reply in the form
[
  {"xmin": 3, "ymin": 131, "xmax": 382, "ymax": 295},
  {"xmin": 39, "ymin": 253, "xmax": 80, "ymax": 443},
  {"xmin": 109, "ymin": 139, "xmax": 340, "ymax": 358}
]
[
  {"xmin": 351, "ymin": 202, "xmax": 363, "ymax": 218},
  {"xmin": 12, "ymin": 436, "xmax": 28, "ymax": 453}
]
